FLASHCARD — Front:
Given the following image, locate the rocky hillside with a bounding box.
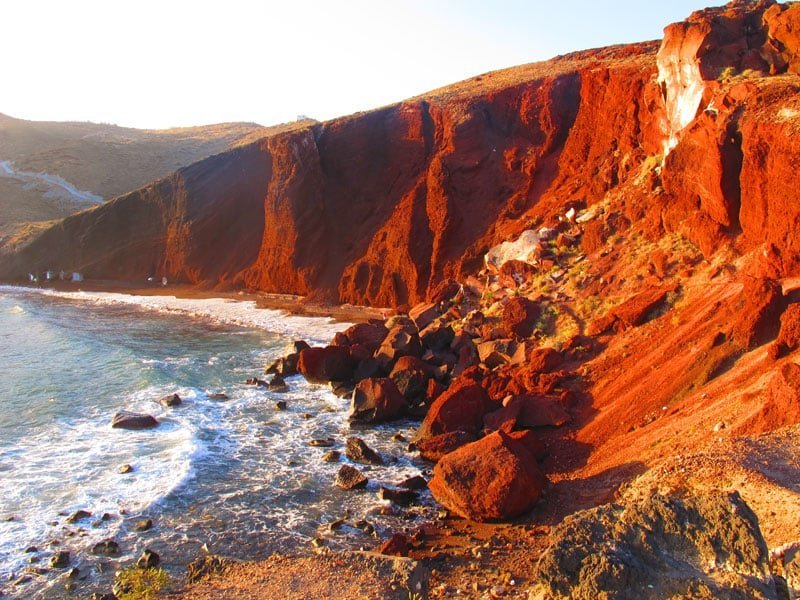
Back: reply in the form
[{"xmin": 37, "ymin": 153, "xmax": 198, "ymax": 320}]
[{"xmin": 0, "ymin": 113, "xmax": 308, "ymax": 237}]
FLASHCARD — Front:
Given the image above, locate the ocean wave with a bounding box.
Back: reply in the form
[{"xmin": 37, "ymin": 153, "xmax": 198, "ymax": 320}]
[{"xmin": 0, "ymin": 286, "xmax": 350, "ymax": 344}]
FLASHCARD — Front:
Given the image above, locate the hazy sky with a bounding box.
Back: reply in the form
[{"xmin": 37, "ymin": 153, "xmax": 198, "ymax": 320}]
[{"xmin": 3, "ymin": 0, "xmax": 717, "ymax": 129}]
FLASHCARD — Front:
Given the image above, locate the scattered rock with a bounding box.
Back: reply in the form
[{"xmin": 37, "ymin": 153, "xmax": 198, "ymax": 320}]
[
  {"xmin": 49, "ymin": 551, "xmax": 70, "ymax": 569},
  {"xmin": 349, "ymin": 377, "xmax": 407, "ymax": 423},
  {"xmin": 91, "ymin": 539, "xmax": 120, "ymax": 556},
  {"xmin": 111, "ymin": 412, "xmax": 158, "ymax": 430},
  {"xmin": 409, "ymin": 302, "xmax": 441, "ymax": 331},
  {"xmin": 374, "ymin": 324, "xmax": 423, "ymax": 368},
  {"xmin": 737, "ymin": 361, "xmax": 800, "ymax": 435},
  {"xmin": 389, "ymin": 357, "xmax": 433, "ymax": 403},
  {"xmin": 379, "ymin": 486, "xmax": 419, "ymax": 506},
  {"xmin": 322, "ymin": 450, "xmax": 341, "ymax": 462},
  {"xmin": 345, "ymin": 437, "xmax": 383, "ymax": 465},
  {"xmin": 397, "ymin": 475, "xmax": 428, "ymax": 490},
  {"xmin": 428, "ymin": 430, "xmax": 547, "ymax": 521},
  {"xmin": 66, "ymin": 509, "xmax": 91, "ymax": 524},
  {"xmin": 308, "ymin": 438, "xmax": 336, "ymax": 448},
  {"xmin": 335, "ymin": 465, "xmax": 368, "ymax": 490},
  {"xmin": 136, "ymin": 548, "xmax": 160, "ymax": 569},
  {"xmin": 377, "ymin": 532, "xmax": 411, "ymax": 557},
  {"xmin": 134, "ymin": 518, "xmax": 153, "ymax": 532},
  {"xmin": 117, "ymin": 464, "xmax": 134, "ymax": 474},
  {"xmin": 207, "ymin": 392, "xmax": 229, "ymax": 401},
  {"xmin": 420, "ymin": 320, "xmax": 455, "ymax": 351},
  {"xmin": 531, "ymin": 491, "xmax": 774, "ymax": 599},
  {"xmin": 274, "ymin": 400, "xmax": 287, "ymax": 411},
  {"xmin": 267, "ymin": 376, "xmax": 289, "ymax": 393},
  {"xmin": 341, "ymin": 323, "xmax": 388, "ymax": 353},
  {"xmin": 158, "ymin": 393, "xmax": 182, "ymax": 407},
  {"xmin": 245, "ymin": 377, "xmax": 267, "ymax": 386},
  {"xmin": 502, "ymin": 297, "xmax": 540, "ymax": 339},
  {"xmin": 769, "ymin": 302, "xmax": 800, "ymax": 359}
]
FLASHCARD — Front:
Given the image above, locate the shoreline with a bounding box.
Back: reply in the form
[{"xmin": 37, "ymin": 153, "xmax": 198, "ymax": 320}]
[{"xmin": 0, "ymin": 279, "xmax": 390, "ymax": 324}]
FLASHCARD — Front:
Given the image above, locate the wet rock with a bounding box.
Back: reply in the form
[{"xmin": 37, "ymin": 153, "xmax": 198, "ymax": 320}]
[
  {"xmin": 379, "ymin": 486, "xmax": 419, "ymax": 506},
  {"xmin": 330, "ymin": 381, "xmax": 355, "ymax": 398},
  {"xmin": 207, "ymin": 392, "xmax": 229, "ymax": 401},
  {"xmin": 502, "ymin": 297, "xmax": 540, "ymax": 339},
  {"xmin": 429, "ymin": 430, "xmax": 548, "ymax": 521},
  {"xmin": 531, "ymin": 491, "xmax": 774, "ymax": 599},
  {"xmin": 308, "ymin": 438, "xmax": 336, "ymax": 447},
  {"xmin": 413, "ymin": 381, "xmax": 495, "ymax": 444},
  {"xmin": 67, "ymin": 567, "xmax": 80, "ymax": 579},
  {"xmin": 392, "ymin": 432, "xmax": 407, "ymax": 442},
  {"xmin": 298, "ymin": 346, "xmax": 355, "ymax": 384},
  {"xmin": 134, "ymin": 518, "xmax": 153, "ymax": 532},
  {"xmin": 91, "ymin": 539, "xmax": 120, "ymax": 556},
  {"xmin": 111, "ymin": 411, "xmax": 158, "ymax": 430},
  {"xmin": 377, "ymin": 532, "xmax": 411, "ymax": 557},
  {"xmin": 245, "ymin": 377, "xmax": 267, "ymax": 386},
  {"xmin": 397, "ymin": 475, "xmax": 428, "ymax": 490},
  {"xmin": 335, "ymin": 465, "xmax": 368, "ymax": 490},
  {"xmin": 274, "ymin": 400, "xmax": 287, "ymax": 411},
  {"xmin": 264, "ymin": 355, "xmax": 298, "ymax": 377},
  {"xmin": 66, "ymin": 509, "xmax": 91, "ymax": 524},
  {"xmin": 349, "ymin": 378, "xmax": 407, "ymax": 423},
  {"xmin": 158, "ymin": 393, "xmax": 182, "ymax": 407},
  {"xmin": 415, "ymin": 430, "xmax": 478, "ymax": 462},
  {"xmin": 49, "ymin": 551, "xmax": 70, "ymax": 569},
  {"xmin": 117, "ymin": 464, "xmax": 134, "ymax": 474},
  {"xmin": 322, "ymin": 450, "xmax": 341, "ymax": 462},
  {"xmin": 25, "ymin": 546, "xmax": 38, "ymax": 553},
  {"xmin": 267, "ymin": 376, "xmax": 289, "ymax": 393},
  {"xmin": 136, "ymin": 548, "xmax": 160, "ymax": 569},
  {"xmin": 353, "ymin": 357, "xmax": 384, "ymax": 382},
  {"xmin": 345, "ymin": 437, "xmax": 383, "ymax": 465}
]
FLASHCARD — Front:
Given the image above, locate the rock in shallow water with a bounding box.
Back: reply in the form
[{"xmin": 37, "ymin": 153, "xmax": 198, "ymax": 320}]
[
  {"xmin": 335, "ymin": 465, "xmax": 368, "ymax": 490},
  {"xmin": 345, "ymin": 437, "xmax": 383, "ymax": 465},
  {"xmin": 111, "ymin": 411, "xmax": 158, "ymax": 430},
  {"xmin": 158, "ymin": 393, "xmax": 181, "ymax": 407}
]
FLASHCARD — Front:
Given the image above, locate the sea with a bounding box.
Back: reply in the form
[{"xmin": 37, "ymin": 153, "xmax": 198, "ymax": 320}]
[{"xmin": 0, "ymin": 286, "xmax": 430, "ymax": 598}]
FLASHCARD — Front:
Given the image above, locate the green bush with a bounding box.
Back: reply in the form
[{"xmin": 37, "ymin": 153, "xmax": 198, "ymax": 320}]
[{"xmin": 113, "ymin": 566, "xmax": 169, "ymax": 600}]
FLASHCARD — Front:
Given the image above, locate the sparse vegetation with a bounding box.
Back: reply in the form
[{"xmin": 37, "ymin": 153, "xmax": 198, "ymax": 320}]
[{"xmin": 113, "ymin": 566, "xmax": 169, "ymax": 600}]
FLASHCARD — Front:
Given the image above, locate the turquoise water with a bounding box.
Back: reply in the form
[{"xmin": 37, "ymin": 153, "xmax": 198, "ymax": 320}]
[{"xmin": 0, "ymin": 287, "xmax": 428, "ymax": 598}]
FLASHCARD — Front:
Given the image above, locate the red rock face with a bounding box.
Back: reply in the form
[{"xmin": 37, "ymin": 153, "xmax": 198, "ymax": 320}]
[{"xmin": 3, "ymin": 3, "xmax": 800, "ymax": 309}]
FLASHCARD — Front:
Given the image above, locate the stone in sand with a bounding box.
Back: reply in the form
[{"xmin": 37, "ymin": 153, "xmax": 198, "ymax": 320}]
[
  {"xmin": 134, "ymin": 518, "xmax": 153, "ymax": 532},
  {"xmin": 66, "ymin": 509, "xmax": 91, "ymax": 524},
  {"xmin": 91, "ymin": 539, "xmax": 120, "ymax": 556},
  {"xmin": 49, "ymin": 551, "xmax": 70, "ymax": 569},
  {"xmin": 117, "ymin": 464, "xmax": 134, "ymax": 474}
]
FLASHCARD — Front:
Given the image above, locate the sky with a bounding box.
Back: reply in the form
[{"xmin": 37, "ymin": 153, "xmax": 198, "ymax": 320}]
[{"xmin": 2, "ymin": 0, "xmax": 719, "ymax": 130}]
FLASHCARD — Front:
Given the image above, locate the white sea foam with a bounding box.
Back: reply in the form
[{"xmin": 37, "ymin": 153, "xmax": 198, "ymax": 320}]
[{"xmin": 0, "ymin": 286, "xmax": 351, "ymax": 344}]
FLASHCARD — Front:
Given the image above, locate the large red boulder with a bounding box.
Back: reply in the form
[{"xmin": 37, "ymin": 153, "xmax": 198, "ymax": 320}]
[
  {"xmin": 349, "ymin": 378, "xmax": 408, "ymax": 423},
  {"xmin": 502, "ymin": 297, "xmax": 541, "ymax": 339},
  {"xmin": 341, "ymin": 322, "xmax": 388, "ymax": 353},
  {"xmin": 428, "ymin": 430, "xmax": 548, "ymax": 521},
  {"xmin": 297, "ymin": 346, "xmax": 355, "ymax": 384},
  {"xmin": 413, "ymin": 381, "xmax": 495, "ymax": 443},
  {"xmin": 415, "ymin": 430, "xmax": 477, "ymax": 462}
]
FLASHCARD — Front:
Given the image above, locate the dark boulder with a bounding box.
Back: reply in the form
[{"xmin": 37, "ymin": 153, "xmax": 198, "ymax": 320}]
[
  {"xmin": 345, "ymin": 436, "xmax": 383, "ymax": 465},
  {"xmin": 413, "ymin": 381, "xmax": 495, "ymax": 444},
  {"xmin": 374, "ymin": 324, "xmax": 423, "ymax": 369},
  {"xmin": 349, "ymin": 378, "xmax": 407, "ymax": 423},
  {"xmin": 389, "ymin": 356, "xmax": 432, "ymax": 403},
  {"xmin": 335, "ymin": 465, "xmax": 368, "ymax": 490},
  {"xmin": 136, "ymin": 549, "xmax": 160, "ymax": 569},
  {"xmin": 502, "ymin": 297, "xmax": 541, "ymax": 339},
  {"xmin": 298, "ymin": 346, "xmax": 355, "ymax": 384},
  {"xmin": 111, "ymin": 412, "xmax": 158, "ymax": 430},
  {"xmin": 158, "ymin": 393, "xmax": 182, "ymax": 407}
]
